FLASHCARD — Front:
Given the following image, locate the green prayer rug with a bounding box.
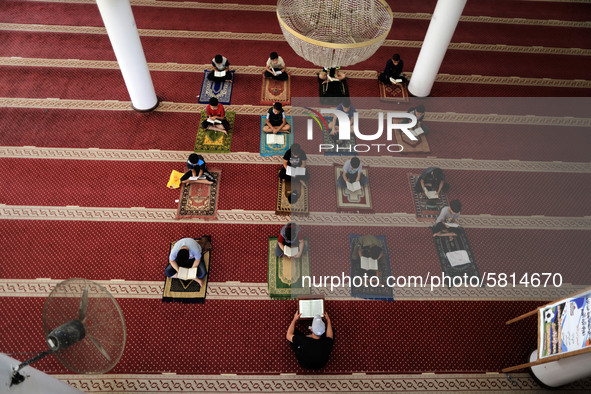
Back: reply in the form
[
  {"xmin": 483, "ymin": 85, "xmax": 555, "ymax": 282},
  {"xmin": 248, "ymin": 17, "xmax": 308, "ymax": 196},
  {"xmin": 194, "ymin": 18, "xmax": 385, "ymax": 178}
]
[
  {"xmin": 195, "ymin": 111, "xmax": 235, "ymax": 153},
  {"xmin": 267, "ymin": 237, "xmax": 311, "ymax": 299}
]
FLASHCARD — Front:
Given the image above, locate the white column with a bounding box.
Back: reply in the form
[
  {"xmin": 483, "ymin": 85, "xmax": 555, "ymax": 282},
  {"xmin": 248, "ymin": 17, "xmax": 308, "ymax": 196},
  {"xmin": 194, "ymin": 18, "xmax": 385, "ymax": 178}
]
[
  {"xmin": 408, "ymin": 0, "xmax": 467, "ymax": 97},
  {"xmin": 95, "ymin": 0, "xmax": 158, "ymax": 111}
]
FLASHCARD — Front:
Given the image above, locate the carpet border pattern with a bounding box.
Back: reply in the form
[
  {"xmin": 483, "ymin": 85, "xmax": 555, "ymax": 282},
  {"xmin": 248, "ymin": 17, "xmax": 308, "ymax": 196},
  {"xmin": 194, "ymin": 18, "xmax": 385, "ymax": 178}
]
[{"xmin": 52, "ymin": 373, "xmax": 591, "ymax": 392}]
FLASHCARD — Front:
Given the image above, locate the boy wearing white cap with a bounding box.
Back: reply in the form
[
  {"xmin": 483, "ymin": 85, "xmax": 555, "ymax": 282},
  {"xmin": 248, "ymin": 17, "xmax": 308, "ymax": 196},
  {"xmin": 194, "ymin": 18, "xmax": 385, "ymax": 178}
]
[{"xmin": 286, "ymin": 311, "xmax": 334, "ymax": 369}]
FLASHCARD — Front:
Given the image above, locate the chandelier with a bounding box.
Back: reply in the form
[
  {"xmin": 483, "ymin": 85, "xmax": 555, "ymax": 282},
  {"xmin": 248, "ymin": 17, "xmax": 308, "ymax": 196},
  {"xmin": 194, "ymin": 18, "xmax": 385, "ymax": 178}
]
[{"xmin": 277, "ymin": 0, "xmax": 393, "ymax": 68}]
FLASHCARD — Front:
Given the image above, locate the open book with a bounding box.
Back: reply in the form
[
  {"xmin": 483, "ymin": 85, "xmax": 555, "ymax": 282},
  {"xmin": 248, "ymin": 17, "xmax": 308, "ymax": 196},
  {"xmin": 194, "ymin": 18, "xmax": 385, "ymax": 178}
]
[
  {"xmin": 298, "ymin": 299, "xmax": 324, "ymax": 319},
  {"xmin": 346, "ymin": 181, "xmax": 361, "ymax": 192},
  {"xmin": 445, "ymin": 222, "xmax": 459, "ymax": 228},
  {"xmin": 425, "ymin": 190, "xmax": 438, "ymax": 199},
  {"xmin": 326, "ymin": 75, "xmax": 338, "ymax": 82},
  {"xmin": 361, "ymin": 256, "xmax": 378, "ymax": 270},
  {"xmin": 446, "ymin": 250, "xmax": 470, "ymax": 266},
  {"xmin": 266, "ymin": 134, "xmax": 285, "ymax": 145},
  {"xmin": 286, "ymin": 166, "xmax": 306, "ymax": 177},
  {"xmin": 188, "ymin": 176, "xmax": 206, "ymax": 181},
  {"xmin": 206, "ymin": 118, "xmax": 222, "ymax": 124},
  {"xmin": 389, "ymin": 77, "xmax": 403, "ymax": 84},
  {"xmin": 410, "ymin": 127, "xmax": 425, "ymax": 138},
  {"xmin": 284, "ymin": 245, "xmax": 299, "ymax": 257},
  {"xmin": 214, "ymin": 70, "xmax": 226, "ymax": 78},
  {"xmin": 271, "ymin": 68, "xmax": 282, "ymax": 76},
  {"xmin": 177, "ymin": 267, "xmax": 197, "ymax": 280}
]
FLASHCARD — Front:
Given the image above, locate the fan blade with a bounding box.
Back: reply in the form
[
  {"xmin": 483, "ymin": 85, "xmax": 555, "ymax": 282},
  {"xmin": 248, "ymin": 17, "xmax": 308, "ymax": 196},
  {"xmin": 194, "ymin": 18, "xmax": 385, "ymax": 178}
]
[
  {"xmin": 87, "ymin": 333, "xmax": 111, "ymax": 361},
  {"xmin": 78, "ymin": 285, "xmax": 89, "ymax": 321}
]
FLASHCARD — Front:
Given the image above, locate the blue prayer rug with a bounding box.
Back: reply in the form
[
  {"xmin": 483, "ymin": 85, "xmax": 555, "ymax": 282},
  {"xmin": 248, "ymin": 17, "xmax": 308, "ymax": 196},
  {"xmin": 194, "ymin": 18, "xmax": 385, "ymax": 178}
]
[
  {"xmin": 260, "ymin": 115, "xmax": 293, "ymax": 157},
  {"xmin": 348, "ymin": 234, "xmax": 394, "ymax": 301},
  {"xmin": 197, "ymin": 70, "xmax": 235, "ymax": 105}
]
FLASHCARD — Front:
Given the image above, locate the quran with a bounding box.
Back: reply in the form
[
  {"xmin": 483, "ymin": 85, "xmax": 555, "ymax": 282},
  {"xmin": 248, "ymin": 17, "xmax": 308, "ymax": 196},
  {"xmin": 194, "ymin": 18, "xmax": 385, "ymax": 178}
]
[
  {"xmin": 360, "ymin": 256, "xmax": 378, "ymax": 270},
  {"xmin": 286, "ymin": 166, "xmax": 306, "ymax": 176},
  {"xmin": 177, "ymin": 267, "xmax": 197, "ymax": 280},
  {"xmin": 214, "ymin": 70, "xmax": 226, "ymax": 77},
  {"xmin": 266, "ymin": 134, "xmax": 285, "ymax": 145},
  {"xmin": 298, "ymin": 299, "xmax": 324, "ymax": 319},
  {"xmin": 346, "ymin": 181, "xmax": 361, "ymax": 192},
  {"xmin": 284, "ymin": 245, "xmax": 299, "ymax": 257}
]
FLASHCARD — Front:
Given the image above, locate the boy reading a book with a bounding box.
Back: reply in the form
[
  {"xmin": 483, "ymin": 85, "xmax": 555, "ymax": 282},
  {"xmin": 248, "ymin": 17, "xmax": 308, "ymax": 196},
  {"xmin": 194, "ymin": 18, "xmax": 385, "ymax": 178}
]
[
  {"xmin": 165, "ymin": 236, "xmax": 212, "ymax": 287},
  {"xmin": 328, "ymin": 99, "xmax": 356, "ymax": 139},
  {"xmin": 287, "ymin": 311, "xmax": 334, "ymax": 369},
  {"xmin": 275, "ymin": 222, "xmax": 304, "ymax": 259},
  {"xmin": 279, "ymin": 143, "xmax": 309, "ymax": 185},
  {"xmin": 180, "ymin": 153, "xmax": 215, "ymax": 185},
  {"xmin": 415, "ymin": 167, "xmax": 449, "ymax": 197},
  {"xmin": 433, "ymin": 200, "xmax": 462, "ymax": 239},
  {"xmin": 355, "ymin": 235, "xmax": 384, "ymax": 262},
  {"xmin": 318, "ymin": 67, "xmax": 346, "ymax": 83},
  {"xmin": 407, "ymin": 105, "xmax": 429, "ymax": 135},
  {"xmin": 264, "ymin": 102, "xmax": 290, "ymax": 134},
  {"xmin": 200, "ymin": 97, "xmax": 230, "ymax": 134},
  {"xmin": 378, "ymin": 53, "xmax": 407, "ymax": 85},
  {"xmin": 337, "ymin": 157, "xmax": 368, "ymax": 190},
  {"xmin": 264, "ymin": 52, "xmax": 289, "ymax": 81},
  {"xmin": 208, "ymin": 54, "xmax": 232, "ymax": 83}
]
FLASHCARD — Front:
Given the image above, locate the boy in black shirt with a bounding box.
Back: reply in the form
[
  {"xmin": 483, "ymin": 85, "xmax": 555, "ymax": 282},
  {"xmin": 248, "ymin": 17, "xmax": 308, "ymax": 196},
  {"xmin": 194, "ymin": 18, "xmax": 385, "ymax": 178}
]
[
  {"xmin": 263, "ymin": 102, "xmax": 290, "ymax": 134},
  {"xmin": 286, "ymin": 311, "xmax": 334, "ymax": 369},
  {"xmin": 279, "ymin": 143, "xmax": 309, "ymax": 184}
]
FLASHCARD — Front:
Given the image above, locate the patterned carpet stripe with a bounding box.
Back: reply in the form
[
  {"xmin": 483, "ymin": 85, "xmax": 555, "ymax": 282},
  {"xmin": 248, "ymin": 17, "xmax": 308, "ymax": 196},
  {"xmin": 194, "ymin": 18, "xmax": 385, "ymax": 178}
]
[
  {"xmin": 50, "ymin": 373, "xmax": 591, "ymax": 392},
  {"xmin": 0, "ymin": 278, "xmax": 586, "ymax": 301},
  {"xmin": 0, "ymin": 23, "xmax": 588, "ymax": 56},
  {"xmin": 1, "ymin": 205, "xmax": 590, "ymax": 230},
  {"xmin": 2, "ymin": 146, "xmax": 590, "ymax": 173},
  {"xmin": 2, "ymin": 57, "xmax": 590, "ymax": 88},
  {"xmin": 20, "ymin": 0, "xmax": 591, "ymax": 28},
  {"xmin": 2, "ymin": 98, "xmax": 591, "ymax": 127}
]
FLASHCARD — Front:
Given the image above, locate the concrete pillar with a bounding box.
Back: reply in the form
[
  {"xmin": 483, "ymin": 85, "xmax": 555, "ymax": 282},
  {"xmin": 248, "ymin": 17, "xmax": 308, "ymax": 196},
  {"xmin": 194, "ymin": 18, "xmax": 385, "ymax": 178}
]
[
  {"xmin": 95, "ymin": 0, "xmax": 158, "ymax": 111},
  {"xmin": 408, "ymin": 0, "xmax": 467, "ymax": 97}
]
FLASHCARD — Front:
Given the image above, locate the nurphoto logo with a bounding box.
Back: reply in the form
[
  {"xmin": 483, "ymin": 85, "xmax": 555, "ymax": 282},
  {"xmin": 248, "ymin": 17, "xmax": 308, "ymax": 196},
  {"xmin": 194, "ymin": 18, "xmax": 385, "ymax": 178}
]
[{"xmin": 305, "ymin": 108, "xmax": 419, "ymax": 153}]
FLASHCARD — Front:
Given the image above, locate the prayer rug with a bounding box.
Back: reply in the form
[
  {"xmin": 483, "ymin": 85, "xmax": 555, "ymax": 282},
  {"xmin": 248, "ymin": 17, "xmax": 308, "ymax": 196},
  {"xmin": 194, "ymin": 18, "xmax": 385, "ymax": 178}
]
[
  {"xmin": 197, "ymin": 70, "xmax": 234, "ymax": 105},
  {"xmin": 432, "ymin": 227, "xmax": 481, "ymax": 288},
  {"xmin": 162, "ymin": 243, "xmax": 211, "ymax": 304},
  {"xmin": 194, "ymin": 111, "xmax": 235, "ymax": 153},
  {"xmin": 260, "ymin": 74, "xmax": 291, "ymax": 105},
  {"xmin": 378, "ymin": 81, "xmax": 410, "ymax": 103},
  {"xmin": 335, "ymin": 165, "xmax": 372, "ymax": 213},
  {"xmin": 176, "ymin": 170, "xmax": 221, "ymax": 219},
  {"xmin": 267, "ymin": 237, "xmax": 311, "ymax": 300},
  {"xmin": 322, "ymin": 122, "xmax": 357, "ymax": 157},
  {"xmin": 275, "ymin": 176, "xmax": 309, "ymax": 216},
  {"xmin": 349, "ymin": 234, "xmax": 394, "ymax": 301},
  {"xmin": 409, "ymin": 174, "xmax": 449, "ymax": 221},
  {"xmin": 319, "ymin": 78, "xmax": 350, "ymax": 106},
  {"xmin": 395, "ymin": 129, "xmax": 430, "ymax": 154},
  {"xmin": 260, "ymin": 115, "xmax": 293, "ymax": 157}
]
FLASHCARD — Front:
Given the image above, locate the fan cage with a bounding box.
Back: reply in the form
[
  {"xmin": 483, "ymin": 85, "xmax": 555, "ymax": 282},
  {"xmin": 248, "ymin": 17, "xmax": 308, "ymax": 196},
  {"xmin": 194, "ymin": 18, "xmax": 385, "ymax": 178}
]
[{"xmin": 42, "ymin": 278, "xmax": 126, "ymax": 374}]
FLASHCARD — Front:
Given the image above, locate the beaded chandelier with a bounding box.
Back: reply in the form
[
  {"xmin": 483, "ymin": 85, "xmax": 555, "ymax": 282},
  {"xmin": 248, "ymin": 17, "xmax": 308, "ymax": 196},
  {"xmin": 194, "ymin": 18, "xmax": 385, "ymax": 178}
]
[{"xmin": 277, "ymin": 0, "xmax": 393, "ymax": 68}]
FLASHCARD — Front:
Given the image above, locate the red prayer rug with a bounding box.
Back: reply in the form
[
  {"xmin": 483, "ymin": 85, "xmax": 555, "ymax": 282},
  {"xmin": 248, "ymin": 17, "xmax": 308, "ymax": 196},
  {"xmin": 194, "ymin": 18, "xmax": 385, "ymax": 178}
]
[
  {"xmin": 176, "ymin": 170, "xmax": 221, "ymax": 219},
  {"xmin": 395, "ymin": 129, "xmax": 431, "ymax": 154},
  {"xmin": 261, "ymin": 73, "xmax": 291, "ymax": 105},
  {"xmin": 378, "ymin": 81, "xmax": 410, "ymax": 103}
]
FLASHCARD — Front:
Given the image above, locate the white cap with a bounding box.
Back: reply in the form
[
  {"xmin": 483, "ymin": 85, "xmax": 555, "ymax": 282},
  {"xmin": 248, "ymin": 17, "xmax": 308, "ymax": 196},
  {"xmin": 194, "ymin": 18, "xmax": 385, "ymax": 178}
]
[{"xmin": 310, "ymin": 315, "xmax": 326, "ymax": 336}]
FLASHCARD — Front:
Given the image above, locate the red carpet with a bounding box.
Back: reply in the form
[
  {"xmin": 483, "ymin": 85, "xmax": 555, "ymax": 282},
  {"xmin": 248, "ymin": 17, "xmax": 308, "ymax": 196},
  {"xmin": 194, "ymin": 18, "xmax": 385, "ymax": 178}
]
[
  {"xmin": 1, "ymin": 219, "xmax": 589, "ymax": 286},
  {"xmin": 1, "ymin": 296, "xmax": 543, "ymax": 374},
  {"xmin": 0, "ymin": 0, "xmax": 590, "ymax": 380}
]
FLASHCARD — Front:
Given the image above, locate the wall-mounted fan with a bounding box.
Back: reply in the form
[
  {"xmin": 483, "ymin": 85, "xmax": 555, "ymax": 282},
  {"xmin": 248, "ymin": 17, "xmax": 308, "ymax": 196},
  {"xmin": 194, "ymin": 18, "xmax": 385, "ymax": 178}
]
[{"xmin": 10, "ymin": 278, "xmax": 126, "ymax": 387}]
